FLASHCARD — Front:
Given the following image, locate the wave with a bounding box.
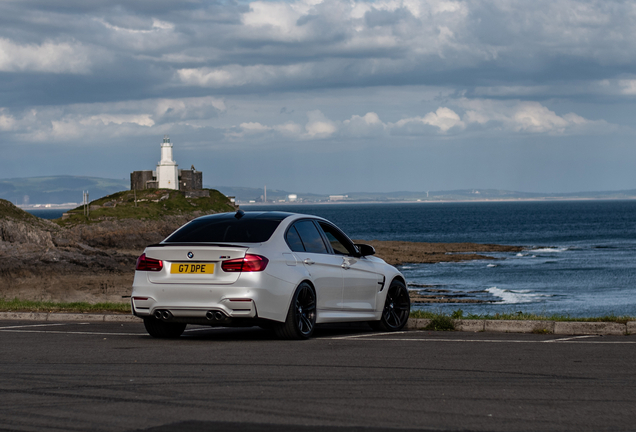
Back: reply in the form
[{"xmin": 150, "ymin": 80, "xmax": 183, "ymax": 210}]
[
  {"xmin": 486, "ymin": 264, "xmax": 498, "ymax": 268},
  {"xmin": 529, "ymin": 247, "xmax": 568, "ymax": 253},
  {"xmin": 486, "ymin": 287, "xmax": 551, "ymax": 304}
]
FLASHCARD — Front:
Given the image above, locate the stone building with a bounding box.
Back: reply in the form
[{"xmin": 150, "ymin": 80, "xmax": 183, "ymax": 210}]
[{"xmin": 130, "ymin": 136, "xmax": 203, "ymax": 191}]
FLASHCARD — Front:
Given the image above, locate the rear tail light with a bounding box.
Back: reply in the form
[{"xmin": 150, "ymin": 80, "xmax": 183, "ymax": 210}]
[
  {"xmin": 136, "ymin": 253, "xmax": 163, "ymax": 271},
  {"xmin": 221, "ymin": 254, "xmax": 269, "ymax": 272}
]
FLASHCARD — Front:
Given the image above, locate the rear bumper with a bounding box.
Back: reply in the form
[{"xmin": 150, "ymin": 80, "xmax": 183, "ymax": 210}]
[
  {"xmin": 131, "ymin": 296, "xmax": 257, "ymax": 319},
  {"xmin": 131, "ymin": 271, "xmax": 296, "ymax": 323}
]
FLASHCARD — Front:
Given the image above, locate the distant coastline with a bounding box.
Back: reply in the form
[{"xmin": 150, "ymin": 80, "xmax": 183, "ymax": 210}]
[
  {"xmin": 24, "ymin": 195, "xmax": 636, "ymax": 219},
  {"xmin": 3, "ymin": 175, "xmax": 636, "ymax": 207},
  {"xmin": 238, "ymin": 196, "xmax": 636, "ymax": 206}
]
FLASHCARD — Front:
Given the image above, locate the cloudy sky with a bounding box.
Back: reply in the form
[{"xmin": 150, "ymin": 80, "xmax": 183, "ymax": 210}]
[{"xmin": 1, "ymin": 0, "xmax": 635, "ymax": 194}]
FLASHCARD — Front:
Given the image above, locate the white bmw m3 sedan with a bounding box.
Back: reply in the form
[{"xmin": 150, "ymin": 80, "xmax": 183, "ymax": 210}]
[{"xmin": 131, "ymin": 210, "xmax": 410, "ymax": 339}]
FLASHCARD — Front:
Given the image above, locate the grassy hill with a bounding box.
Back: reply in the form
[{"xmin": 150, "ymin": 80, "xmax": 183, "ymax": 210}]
[{"xmin": 57, "ymin": 188, "xmax": 236, "ymax": 226}]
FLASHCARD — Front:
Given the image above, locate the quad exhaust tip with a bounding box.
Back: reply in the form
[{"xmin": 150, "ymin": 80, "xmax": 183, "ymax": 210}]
[
  {"xmin": 153, "ymin": 310, "xmax": 173, "ymax": 321},
  {"xmin": 154, "ymin": 309, "xmax": 226, "ymax": 321},
  {"xmin": 206, "ymin": 310, "xmax": 227, "ymax": 321}
]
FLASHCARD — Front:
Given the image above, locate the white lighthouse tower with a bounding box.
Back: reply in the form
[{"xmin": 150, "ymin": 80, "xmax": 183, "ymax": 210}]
[{"xmin": 156, "ymin": 135, "xmax": 179, "ymax": 189}]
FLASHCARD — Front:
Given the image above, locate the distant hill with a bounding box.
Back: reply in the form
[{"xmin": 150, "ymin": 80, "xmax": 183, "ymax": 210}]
[
  {"xmin": 212, "ymin": 186, "xmax": 636, "ymax": 203},
  {"xmin": 2, "ymin": 176, "xmax": 636, "ymax": 205},
  {"xmin": 0, "ymin": 176, "xmax": 129, "ymax": 206}
]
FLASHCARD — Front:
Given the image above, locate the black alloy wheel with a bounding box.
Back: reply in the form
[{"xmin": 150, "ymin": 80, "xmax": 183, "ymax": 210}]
[
  {"xmin": 370, "ymin": 279, "xmax": 410, "ymax": 331},
  {"xmin": 275, "ymin": 282, "xmax": 317, "ymax": 340}
]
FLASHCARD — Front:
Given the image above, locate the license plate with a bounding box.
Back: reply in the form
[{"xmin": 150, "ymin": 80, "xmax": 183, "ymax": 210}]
[{"xmin": 170, "ymin": 263, "xmax": 215, "ymax": 274}]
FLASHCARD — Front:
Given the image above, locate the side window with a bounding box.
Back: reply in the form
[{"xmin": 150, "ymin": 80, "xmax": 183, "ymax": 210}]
[
  {"xmin": 285, "ymin": 226, "xmax": 305, "ymax": 252},
  {"xmin": 293, "ymin": 220, "xmax": 328, "ymax": 254},
  {"xmin": 318, "ymin": 222, "xmax": 356, "ymax": 256}
]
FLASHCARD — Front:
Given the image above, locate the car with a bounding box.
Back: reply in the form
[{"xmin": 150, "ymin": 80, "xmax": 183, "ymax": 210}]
[{"xmin": 131, "ymin": 210, "xmax": 410, "ymax": 339}]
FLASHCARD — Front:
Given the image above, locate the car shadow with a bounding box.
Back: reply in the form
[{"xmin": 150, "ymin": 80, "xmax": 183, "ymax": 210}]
[{"xmin": 177, "ymin": 321, "xmax": 376, "ymax": 341}]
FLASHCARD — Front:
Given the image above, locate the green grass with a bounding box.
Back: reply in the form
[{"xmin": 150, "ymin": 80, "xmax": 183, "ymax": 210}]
[
  {"xmin": 0, "ymin": 298, "xmax": 131, "ymax": 314},
  {"xmin": 409, "ymin": 309, "xmax": 634, "ymax": 324},
  {"xmin": 55, "ymin": 188, "xmax": 235, "ymax": 226},
  {"xmin": 423, "ymin": 314, "xmax": 455, "ymax": 331},
  {"xmin": 1, "ymin": 299, "xmax": 633, "ymax": 322}
]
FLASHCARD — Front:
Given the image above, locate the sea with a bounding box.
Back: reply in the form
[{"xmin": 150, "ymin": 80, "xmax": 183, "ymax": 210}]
[{"xmin": 29, "ymin": 201, "xmax": 636, "ymax": 317}]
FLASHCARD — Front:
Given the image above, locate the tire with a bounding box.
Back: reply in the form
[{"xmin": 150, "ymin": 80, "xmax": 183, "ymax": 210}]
[
  {"xmin": 143, "ymin": 317, "xmax": 187, "ymax": 338},
  {"xmin": 275, "ymin": 282, "xmax": 317, "ymax": 340},
  {"xmin": 370, "ymin": 279, "xmax": 410, "ymax": 332}
]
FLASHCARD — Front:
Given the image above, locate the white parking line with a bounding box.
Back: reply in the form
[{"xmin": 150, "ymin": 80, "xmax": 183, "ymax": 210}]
[
  {"xmin": 0, "ymin": 329, "xmax": 144, "ymax": 336},
  {"xmin": 0, "ymin": 323, "xmax": 70, "ymax": 330},
  {"xmin": 330, "ymin": 330, "xmax": 411, "ymax": 340},
  {"xmin": 544, "ymin": 335, "xmax": 599, "ymax": 342},
  {"xmin": 184, "ymin": 327, "xmax": 225, "ymax": 332}
]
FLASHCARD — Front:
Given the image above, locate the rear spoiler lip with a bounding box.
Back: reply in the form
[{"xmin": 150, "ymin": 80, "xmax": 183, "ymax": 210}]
[{"xmin": 146, "ymin": 242, "xmax": 253, "ymax": 248}]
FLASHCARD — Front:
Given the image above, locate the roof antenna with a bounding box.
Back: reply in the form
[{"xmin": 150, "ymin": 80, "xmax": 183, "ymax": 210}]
[{"xmin": 235, "ymin": 209, "xmax": 245, "ymax": 219}]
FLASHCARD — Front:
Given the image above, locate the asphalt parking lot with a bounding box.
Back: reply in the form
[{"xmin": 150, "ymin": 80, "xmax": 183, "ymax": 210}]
[{"xmin": 0, "ymin": 321, "xmax": 634, "ymax": 432}]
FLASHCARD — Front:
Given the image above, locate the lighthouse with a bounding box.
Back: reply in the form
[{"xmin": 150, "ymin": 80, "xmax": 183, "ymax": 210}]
[
  {"xmin": 156, "ymin": 135, "xmax": 179, "ymax": 190},
  {"xmin": 130, "ymin": 136, "xmax": 203, "ymax": 191}
]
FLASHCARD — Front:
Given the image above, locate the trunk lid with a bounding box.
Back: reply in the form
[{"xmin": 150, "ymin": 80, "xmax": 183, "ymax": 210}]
[{"xmin": 144, "ymin": 244, "xmax": 248, "ymax": 285}]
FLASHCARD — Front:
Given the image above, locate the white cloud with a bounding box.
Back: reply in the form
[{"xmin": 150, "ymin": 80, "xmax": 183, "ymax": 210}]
[
  {"xmin": 177, "ymin": 64, "xmax": 310, "ymax": 88},
  {"xmin": 227, "ymin": 110, "xmax": 339, "ymax": 140},
  {"xmin": 226, "ymin": 121, "xmax": 304, "ymax": 139},
  {"xmin": 3, "ymin": 96, "xmax": 226, "ymax": 143},
  {"xmin": 97, "ymin": 17, "xmax": 175, "ymax": 34},
  {"xmin": 242, "ymin": 1, "xmax": 305, "ymax": 38},
  {"xmin": 394, "ymin": 107, "xmax": 465, "ymax": 132},
  {"xmin": 50, "ymin": 120, "xmax": 83, "ymax": 140},
  {"xmin": 96, "ymin": 17, "xmax": 180, "ymax": 51},
  {"xmin": 342, "ymin": 112, "xmax": 386, "ymax": 136},
  {"xmin": 81, "ymin": 114, "xmax": 155, "ymax": 127},
  {"xmin": 618, "ymin": 80, "xmax": 636, "ymax": 95},
  {"xmin": 152, "ymin": 19, "xmax": 175, "ymax": 31},
  {"xmin": 459, "ymin": 99, "xmax": 607, "ymax": 134},
  {"xmin": 275, "ymin": 122, "xmax": 304, "ymax": 135},
  {"xmin": 238, "ymin": 122, "xmax": 272, "ymax": 134},
  {"xmin": 220, "ymin": 98, "xmax": 613, "ymax": 142},
  {"xmin": 305, "ymin": 110, "xmax": 337, "ymax": 137},
  {"xmin": 0, "ymin": 38, "xmax": 90, "ymax": 73},
  {"xmin": 0, "ymin": 109, "xmax": 16, "ymax": 131}
]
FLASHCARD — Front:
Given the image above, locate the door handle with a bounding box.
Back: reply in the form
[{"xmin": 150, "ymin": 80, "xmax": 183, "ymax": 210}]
[{"xmin": 303, "ymin": 258, "xmax": 314, "ymax": 265}]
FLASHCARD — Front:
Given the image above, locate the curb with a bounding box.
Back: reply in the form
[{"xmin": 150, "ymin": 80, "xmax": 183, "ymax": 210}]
[
  {"xmin": 0, "ymin": 313, "xmax": 634, "ymax": 335},
  {"xmin": 0, "ymin": 311, "xmax": 141, "ymax": 323},
  {"xmin": 406, "ymin": 318, "xmax": 635, "ymax": 336}
]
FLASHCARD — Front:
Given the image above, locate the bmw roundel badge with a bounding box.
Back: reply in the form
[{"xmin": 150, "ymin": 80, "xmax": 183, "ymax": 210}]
[{"xmin": 187, "ymin": 251, "xmax": 194, "ymax": 259}]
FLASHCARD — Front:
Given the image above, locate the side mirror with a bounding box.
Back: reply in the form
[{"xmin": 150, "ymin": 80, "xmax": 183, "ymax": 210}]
[{"xmin": 355, "ymin": 243, "xmax": 375, "ymax": 257}]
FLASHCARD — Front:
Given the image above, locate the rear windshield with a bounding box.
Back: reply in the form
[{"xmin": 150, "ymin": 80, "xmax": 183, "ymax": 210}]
[{"xmin": 164, "ymin": 213, "xmax": 288, "ymax": 243}]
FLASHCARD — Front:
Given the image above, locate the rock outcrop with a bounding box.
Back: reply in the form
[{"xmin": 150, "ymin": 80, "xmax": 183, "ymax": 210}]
[
  {"xmin": 0, "ymin": 199, "xmax": 57, "ymax": 248},
  {"xmin": 0, "ymin": 200, "xmax": 205, "ymax": 303}
]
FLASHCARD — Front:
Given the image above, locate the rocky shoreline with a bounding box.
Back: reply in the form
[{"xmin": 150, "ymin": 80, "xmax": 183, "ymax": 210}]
[
  {"xmin": 1, "ymin": 199, "xmax": 523, "ymax": 304},
  {"xmin": 359, "ymin": 240, "xmax": 522, "ymax": 266}
]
